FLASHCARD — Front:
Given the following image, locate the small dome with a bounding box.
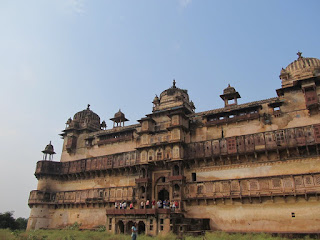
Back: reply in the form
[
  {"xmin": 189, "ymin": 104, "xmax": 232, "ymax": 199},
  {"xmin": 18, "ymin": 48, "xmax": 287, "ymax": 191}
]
[
  {"xmin": 114, "ymin": 109, "xmax": 125, "ymax": 119},
  {"xmin": 110, "ymin": 109, "xmax": 129, "ymax": 124},
  {"xmin": 223, "ymin": 84, "xmax": 236, "ymax": 94},
  {"xmin": 153, "ymin": 95, "xmax": 159, "ymax": 103},
  {"xmin": 155, "ymin": 80, "xmax": 195, "ymax": 113},
  {"xmin": 42, "ymin": 141, "xmax": 55, "ymax": 155},
  {"xmin": 73, "ymin": 104, "xmax": 101, "ymax": 130},
  {"xmin": 280, "ymin": 52, "xmax": 320, "ymax": 86}
]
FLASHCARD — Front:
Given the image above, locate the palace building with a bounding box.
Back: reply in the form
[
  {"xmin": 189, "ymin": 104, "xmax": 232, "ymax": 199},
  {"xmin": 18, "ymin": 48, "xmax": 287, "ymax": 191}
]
[{"xmin": 28, "ymin": 52, "xmax": 320, "ymax": 235}]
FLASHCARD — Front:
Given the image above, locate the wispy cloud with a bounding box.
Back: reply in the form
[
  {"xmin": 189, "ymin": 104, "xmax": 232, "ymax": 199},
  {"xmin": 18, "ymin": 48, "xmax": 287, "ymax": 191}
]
[
  {"xmin": 66, "ymin": 0, "xmax": 85, "ymax": 14},
  {"xmin": 179, "ymin": 0, "xmax": 192, "ymax": 8}
]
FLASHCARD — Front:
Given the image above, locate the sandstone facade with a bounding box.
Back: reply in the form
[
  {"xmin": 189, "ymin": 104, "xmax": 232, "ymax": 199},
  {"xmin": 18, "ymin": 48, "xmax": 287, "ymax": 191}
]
[{"xmin": 28, "ymin": 53, "xmax": 320, "ymax": 235}]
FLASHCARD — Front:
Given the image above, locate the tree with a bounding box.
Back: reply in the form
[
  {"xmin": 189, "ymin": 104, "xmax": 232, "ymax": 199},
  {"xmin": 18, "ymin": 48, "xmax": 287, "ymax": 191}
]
[
  {"xmin": 0, "ymin": 211, "xmax": 28, "ymax": 230},
  {"xmin": 0, "ymin": 211, "xmax": 17, "ymax": 230},
  {"xmin": 15, "ymin": 217, "xmax": 28, "ymax": 230}
]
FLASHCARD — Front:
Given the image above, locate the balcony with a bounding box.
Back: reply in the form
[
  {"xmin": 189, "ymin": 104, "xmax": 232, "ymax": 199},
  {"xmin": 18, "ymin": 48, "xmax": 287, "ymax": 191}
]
[
  {"xmin": 106, "ymin": 208, "xmax": 171, "ymax": 215},
  {"xmin": 206, "ymin": 113, "xmax": 260, "ymax": 126},
  {"xmin": 97, "ymin": 135, "xmax": 132, "ymax": 145}
]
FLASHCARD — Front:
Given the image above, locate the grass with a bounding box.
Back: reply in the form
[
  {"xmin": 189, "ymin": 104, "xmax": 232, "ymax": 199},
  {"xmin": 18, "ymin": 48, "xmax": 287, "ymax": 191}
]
[{"xmin": 0, "ymin": 229, "xmax": 315, "ymax": 240}]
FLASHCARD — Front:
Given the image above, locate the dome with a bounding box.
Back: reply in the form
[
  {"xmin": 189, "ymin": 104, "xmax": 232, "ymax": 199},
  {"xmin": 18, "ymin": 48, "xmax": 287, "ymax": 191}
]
[
  {"xmin": 110, "ymin": 109, "xmax": 129, "ymax": 124},
  {"xmin": 223, "ymin": 84, "xmax": 236, "ymax": 94},
  {"xmin": 280, "ymin": 52, "xmax": 320, "ymax": 87},
  {"xmin": 42, "ymin": 141, "xmax": 55, "ymax": 155},
  {"xmin": 153, "ymin": 95, "xmax": 159, "ymax": 104},
  {"xmin": 72, "ymin": 104, "xmax": 101, "ymax": 130},
  {"xmin": 159, "ymin": 80, "xmax": 190, "ymax": 102},
  {"xmin": 114, "ymin": 109, "xmax": 125, "ymax": 119},
  {"xmin": 154, "ymin": 80, "xmax": 195, "ymax": 113}
]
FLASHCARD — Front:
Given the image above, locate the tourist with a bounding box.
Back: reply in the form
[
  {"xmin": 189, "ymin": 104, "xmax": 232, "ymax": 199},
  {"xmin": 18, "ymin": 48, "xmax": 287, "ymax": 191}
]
[
  {"xmin": 123, "ymin": 201, "xmax": 127, "ymax": 209},
  {"xmin": 152, "ymin": 200, "xmax": 155, "ymax": 209},
  {"xmin": 131, "ymin": 222, "xmax": 137, "ymax": 240},
  {"xmin": 119, "ymin": 202, "xmax": 123, "ymax": 209},
  {"xmin": 130, "ymin": 202, "xmax": 133, "ymax": 209},
  {"xmin": 175, "ymin": 201, "xmax": 179, "ymax": 209},
  {"xmin": 171, "ymin": 201, "xmax": 175, "ymax": 212},
  {"xmin": 146, "ymin": 199, "xmax": 150, "ymax": 209},
  {"xmin": 140, "ymin": 200, "xmax": 145, "ymax": 209},
  {"xmin": 157, "ymin": 200, "xmax": 162, "ymax": 208},
  {"xmin": 115, "ymin": 202, "xmax": 118, "ymax": 209}
]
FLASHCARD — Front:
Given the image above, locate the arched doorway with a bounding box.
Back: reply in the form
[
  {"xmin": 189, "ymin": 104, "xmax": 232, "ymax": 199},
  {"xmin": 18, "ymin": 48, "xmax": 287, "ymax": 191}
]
[
  {"xmin": 117, "ymin": 220, "xmax": 124, "ymax": 234},
  {"xmin": 126, "ymin": 221, "xmax": 134, "ymax": 234},
  {"xmin": 138, "ymin": 221, "xmax": 145, "ymax": 234},
  {"xmin": 158, "ymin": 189, "xmax": 169, "ymax": 201}
]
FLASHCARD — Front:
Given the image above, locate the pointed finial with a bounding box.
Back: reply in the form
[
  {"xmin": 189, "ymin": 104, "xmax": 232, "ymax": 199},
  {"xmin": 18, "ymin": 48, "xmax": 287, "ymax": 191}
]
[
  {"xmin": 49, "ymin": 141, "xmax": 51, "ymax": 144},
  {"xmin": 228, "ymin": 83, "xmax": 230, "ymax": 87},
  {"xmin": 297, "ymin": 51, "xmax": 302, "ymax": 59},
  {"xmin": 173, "ymin": 79, "xmax": 176, "ymax": 88},
  {"xmin": 87, "ymin": 104, "xmax": 90, "ymax": 110}
]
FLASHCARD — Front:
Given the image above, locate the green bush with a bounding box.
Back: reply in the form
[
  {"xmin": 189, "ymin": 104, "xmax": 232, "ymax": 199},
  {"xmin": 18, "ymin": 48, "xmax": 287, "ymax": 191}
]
[{"xmin": 0, "ymin": 229, "xmax": 312, "ymax": 240}]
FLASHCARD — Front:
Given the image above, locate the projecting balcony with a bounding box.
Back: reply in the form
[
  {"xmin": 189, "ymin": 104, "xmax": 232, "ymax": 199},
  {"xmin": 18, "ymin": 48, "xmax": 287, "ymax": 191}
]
[
  {"xmin": 97, "ymin": 135, "xmax": 132, "ymax": 145},
  {"xmin": 106, "ymin": 208, "xmax": 171, "ymax": 216},
  {"xmin": 206, "ymin": 112, "xmax": 260, "ymax": 126}
]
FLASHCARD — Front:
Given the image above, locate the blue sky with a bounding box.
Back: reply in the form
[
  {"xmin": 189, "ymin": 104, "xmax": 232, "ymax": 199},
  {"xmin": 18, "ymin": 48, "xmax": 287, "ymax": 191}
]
[{"xmin": 0, "ymin": 0, "xmax": 319, "ymax": 218}]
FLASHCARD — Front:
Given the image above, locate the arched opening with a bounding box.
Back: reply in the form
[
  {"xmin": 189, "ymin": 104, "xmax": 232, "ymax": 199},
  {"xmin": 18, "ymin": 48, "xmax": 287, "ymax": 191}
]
[
  {"xmin": 117, "ymin": 220, "xmax": 124, "ymax": 234},
  {"xmin": 126, "ymin": 221, "xmax": 134, "ymax": 234},
  {"xmin": 138, "ymin": 221, "xmax": 145, "ymax": 234},
  {"xmin": 158, "ymin": 189, "xmax": 169, "ymax": 202},
  {"xmin": 173, "ymin": 165, "xmax": 180, "ymax": 176}
]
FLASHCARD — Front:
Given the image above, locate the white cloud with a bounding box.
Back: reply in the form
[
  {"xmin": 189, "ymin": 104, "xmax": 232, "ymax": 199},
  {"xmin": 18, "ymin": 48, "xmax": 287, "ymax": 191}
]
[
  {"xmin": 179, "ymin": 0, "xmax": 192, "ymax": 8},
  {"xmin": 66, "ymin": 0, "xmax": 85, "ymax": 14}
]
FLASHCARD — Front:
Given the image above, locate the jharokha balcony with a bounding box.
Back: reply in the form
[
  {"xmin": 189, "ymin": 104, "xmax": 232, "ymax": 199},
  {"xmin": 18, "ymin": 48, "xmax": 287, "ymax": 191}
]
[{"xmin": 106, "ymin": 208, "xmax": 171, "ymax": 216}]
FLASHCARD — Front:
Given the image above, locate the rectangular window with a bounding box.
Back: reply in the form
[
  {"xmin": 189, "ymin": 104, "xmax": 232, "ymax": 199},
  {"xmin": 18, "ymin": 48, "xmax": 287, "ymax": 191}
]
[
  {"xmin": 192, "ymin": 173, "xmax": 197, "ymax": 182},
  {"xmin": 160, "ymin": 219, "xmax": 164, "ymax": 224}
]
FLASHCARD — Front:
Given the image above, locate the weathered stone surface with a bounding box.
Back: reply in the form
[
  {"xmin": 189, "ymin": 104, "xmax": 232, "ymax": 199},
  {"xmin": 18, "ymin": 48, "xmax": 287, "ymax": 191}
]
[{"xmin": 28, "ymin": 54, "xmax": 320, "ymax": 235}]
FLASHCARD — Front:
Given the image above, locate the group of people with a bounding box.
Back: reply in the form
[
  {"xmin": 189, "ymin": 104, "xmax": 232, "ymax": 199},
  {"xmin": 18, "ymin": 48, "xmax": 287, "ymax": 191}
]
[
  {"xmin": 115, "ymin": 199, "xmax": 179, "ymax": 212},
  {"xmin": 115, "ymin": 199, "xmax": 179, "ymax": 211},
  {"xmin": 114, "ymin": 201, "xmax": 134, "ymax": 209},
  {"xmin": 156, "ymin": 199, "xmax": 179, "ymax": 211}
]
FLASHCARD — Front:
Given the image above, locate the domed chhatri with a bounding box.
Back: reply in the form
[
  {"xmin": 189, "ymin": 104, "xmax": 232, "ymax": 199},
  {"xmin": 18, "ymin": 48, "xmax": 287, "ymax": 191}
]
[
  {"xmin": 280, "ymin": 52, "xmax": 320, "ymax": 88},
  {"xmin": 220, "ymin": 84, "xmax": 241, "ymax": 107},
  {"xmin": 66, "ymin": 104, "xmax": 101, "ymax": 131},
  {"xmin": 42, "ymin": 141, "xmax": 56, "ymax": 161},
  {"xmin": 110, "ymin": 109, "xmax": 129, "ymax": 128},
  {"xmin": 153, "ymin": 79, "xmax": 195, "ymax": 113}
]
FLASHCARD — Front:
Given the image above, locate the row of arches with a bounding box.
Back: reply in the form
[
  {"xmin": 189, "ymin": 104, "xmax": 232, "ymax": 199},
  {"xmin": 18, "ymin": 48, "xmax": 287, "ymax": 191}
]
[
  {"xmin": 117, "ymin": 220, "xmax": 145, "ymax": 234},
  {"xmin": 140, "ymin": 146, "xmax": 181, "ymax": 162}
]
